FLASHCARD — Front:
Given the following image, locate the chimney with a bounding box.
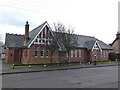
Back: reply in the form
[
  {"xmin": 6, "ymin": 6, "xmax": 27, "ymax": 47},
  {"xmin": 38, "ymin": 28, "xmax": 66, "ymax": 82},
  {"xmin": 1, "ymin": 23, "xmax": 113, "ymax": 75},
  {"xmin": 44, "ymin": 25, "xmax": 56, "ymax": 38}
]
[
  {"xmin": 24, "ymin": 21, "xmax": 29, "ymax": 44},
  {"xmin": 116, "ymin": 30, "xmax": 120, "ymax": 39}
]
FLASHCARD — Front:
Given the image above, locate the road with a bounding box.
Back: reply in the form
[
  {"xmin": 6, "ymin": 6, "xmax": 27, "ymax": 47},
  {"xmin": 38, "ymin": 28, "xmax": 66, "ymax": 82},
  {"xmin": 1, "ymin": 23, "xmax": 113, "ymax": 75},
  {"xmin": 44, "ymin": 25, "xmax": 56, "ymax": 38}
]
[{"xmin": 2, "ymin": 66, "xmax": 118, "ymax": 88}]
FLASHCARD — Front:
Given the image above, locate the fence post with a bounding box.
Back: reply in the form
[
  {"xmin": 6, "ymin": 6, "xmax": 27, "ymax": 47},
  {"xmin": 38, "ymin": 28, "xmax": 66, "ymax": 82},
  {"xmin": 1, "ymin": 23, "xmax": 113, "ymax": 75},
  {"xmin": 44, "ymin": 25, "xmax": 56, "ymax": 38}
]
[
  {"xmin": 57, "ymin": 61, "xmax": 59, "ymax": 66},
  {"xmin": 29, "ymin": 64, "xmax": 31, "ymax": 68},
  {"xmin": 80, "ymin": 61, "xmax": 81, "ymax": 65},
  {"xmin": 69, "ymin": 60, "xmax": 71, "ymax": 65}
]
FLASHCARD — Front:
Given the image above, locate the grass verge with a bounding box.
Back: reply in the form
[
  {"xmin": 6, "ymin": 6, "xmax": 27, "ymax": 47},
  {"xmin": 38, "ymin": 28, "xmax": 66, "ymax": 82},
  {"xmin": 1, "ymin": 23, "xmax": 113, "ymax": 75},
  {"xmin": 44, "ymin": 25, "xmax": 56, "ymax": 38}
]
[{"xmin": 5, "ymin": 60, "xmax": 120, "ymax": 69}]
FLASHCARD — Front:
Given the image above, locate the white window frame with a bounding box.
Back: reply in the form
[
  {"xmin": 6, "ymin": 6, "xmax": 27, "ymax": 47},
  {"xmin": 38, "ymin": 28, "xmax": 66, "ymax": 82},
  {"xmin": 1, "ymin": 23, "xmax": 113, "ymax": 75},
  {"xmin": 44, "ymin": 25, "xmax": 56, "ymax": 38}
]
[
  {"xmin": 71, "ymin": 50, "xmax": 73, "ymax": 57},
  {"xmin": 79, "ymin": 49, "xmax": 81, "ymax": 57},
  {"xmin": 104, "ymin": 50, "xmax": 106, "ymax": 57},
  {"xmin": 75, "ymin": 49, "xmax": 77, "ymax": 57},
  {"xmin": 101, "ymin": 51, "xmax": 102, "ymax": 57},
  {"xmin": 106, "ymin": 51, "xmax": 108, "ymax": 57}
]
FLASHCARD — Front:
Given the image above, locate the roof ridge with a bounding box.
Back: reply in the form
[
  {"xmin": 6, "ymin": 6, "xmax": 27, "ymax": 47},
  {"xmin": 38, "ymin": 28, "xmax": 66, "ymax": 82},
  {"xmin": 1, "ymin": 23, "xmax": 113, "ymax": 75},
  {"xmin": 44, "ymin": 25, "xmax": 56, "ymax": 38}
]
[
  {"xmin": 76, "ymin": 34, "xmax": 94, "ymax": 38},
  {"xmin": 53, "ymin": 31, "xmax": 94, "ymax": 38},
  {"xmin": 6, "ymin": 33, "xmax": 24, "ymax": 36}
]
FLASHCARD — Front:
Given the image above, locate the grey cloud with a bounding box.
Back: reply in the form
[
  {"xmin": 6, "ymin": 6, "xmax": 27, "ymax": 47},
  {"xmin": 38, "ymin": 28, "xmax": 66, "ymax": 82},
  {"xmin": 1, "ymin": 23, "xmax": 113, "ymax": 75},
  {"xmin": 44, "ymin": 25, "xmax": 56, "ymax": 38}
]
[{"xmin": 0, "ymin": 7, "xmax": 36, "ymax": 27}]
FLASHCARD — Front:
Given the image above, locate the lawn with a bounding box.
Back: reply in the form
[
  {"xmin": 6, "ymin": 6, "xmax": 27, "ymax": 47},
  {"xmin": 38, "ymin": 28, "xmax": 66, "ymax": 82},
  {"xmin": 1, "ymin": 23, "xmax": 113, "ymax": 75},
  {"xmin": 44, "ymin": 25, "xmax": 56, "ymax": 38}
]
[
  {"xmin": 10, "ymin": 62, "xmax": 83, "ymax": 69},
  {"xmin": 0, "ymin": 60, "xmax": 2, "ymax": 63},
  {"xmin": 96, "ymin": 61, "xmax": 119, "ymax": 64},
  {"xmin": 0, "ymin": 58, "xmax": 119, "ymax": 70},
  {"xmin": 3, "ymin": 60, "xmax": 120, "ymax": 69}
]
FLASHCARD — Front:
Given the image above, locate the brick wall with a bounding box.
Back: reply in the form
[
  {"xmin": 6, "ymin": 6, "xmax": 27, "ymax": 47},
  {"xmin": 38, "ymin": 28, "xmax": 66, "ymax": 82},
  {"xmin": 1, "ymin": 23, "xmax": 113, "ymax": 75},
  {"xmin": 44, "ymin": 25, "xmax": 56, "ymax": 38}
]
[
  {"xmin": 21, "ymin": 44, "xmax": 59, "ymax": 64},
  {"xmin": 5, "ymin": 48, "xmax": 14, "ymax": 63},
  {"xmin": 21, "ymin": 45, "xmax": 86, "ymax": 64}
]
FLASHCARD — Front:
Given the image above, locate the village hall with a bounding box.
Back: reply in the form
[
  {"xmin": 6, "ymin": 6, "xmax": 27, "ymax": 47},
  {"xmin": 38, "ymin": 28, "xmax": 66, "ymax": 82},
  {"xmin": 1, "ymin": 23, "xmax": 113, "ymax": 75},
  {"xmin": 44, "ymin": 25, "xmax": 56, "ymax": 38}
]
[{"xmin": 5, "ymin": 21, "xmax": 112, "ymax": 64}]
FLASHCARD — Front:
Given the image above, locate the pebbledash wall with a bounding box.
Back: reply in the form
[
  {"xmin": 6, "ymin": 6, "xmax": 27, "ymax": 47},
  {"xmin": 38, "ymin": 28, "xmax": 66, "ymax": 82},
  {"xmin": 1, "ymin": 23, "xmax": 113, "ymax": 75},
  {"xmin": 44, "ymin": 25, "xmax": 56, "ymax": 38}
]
[{"xmin": 5, "ymin": 21, "xmax": 113, "ymax": 64}]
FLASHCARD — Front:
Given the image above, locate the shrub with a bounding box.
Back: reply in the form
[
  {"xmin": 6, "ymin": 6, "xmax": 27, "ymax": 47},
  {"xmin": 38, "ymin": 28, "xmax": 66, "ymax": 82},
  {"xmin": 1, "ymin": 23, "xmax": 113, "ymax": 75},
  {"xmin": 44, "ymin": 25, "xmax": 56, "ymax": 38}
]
[{"xmin": 109, "ymin": 52, "xmax": 116, "ymax": 61}]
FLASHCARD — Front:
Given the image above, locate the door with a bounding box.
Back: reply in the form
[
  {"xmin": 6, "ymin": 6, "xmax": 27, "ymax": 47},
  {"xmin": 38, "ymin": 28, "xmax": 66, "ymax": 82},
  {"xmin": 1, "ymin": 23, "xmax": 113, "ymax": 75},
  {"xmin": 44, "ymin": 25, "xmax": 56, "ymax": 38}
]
[
  {"xmin": 14, "ymin": 49, "xmax": 20, "ymax": 63},
  {"xmin": 87, "ymin": 51, "xmax": 91, "ymax": 62}
]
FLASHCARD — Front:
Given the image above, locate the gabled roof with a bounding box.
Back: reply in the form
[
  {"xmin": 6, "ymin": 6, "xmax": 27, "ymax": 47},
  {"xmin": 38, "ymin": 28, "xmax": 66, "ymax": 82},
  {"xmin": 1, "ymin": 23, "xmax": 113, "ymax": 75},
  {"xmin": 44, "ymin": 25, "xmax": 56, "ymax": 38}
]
[
  {"xmin": 85, "ymin": 40, "xmax": 96, "ymax": 50},
  {"xmin": 96, "ymin": 39, "xmax": 113, "ymax": 50},
  {"xmin": 5, "ymin": 33, "xmax": 24, "ymax": 48},
  {"xmin": 5, "ymin": 21, "xmax": 113, "ymax": 50},
  {"xmin": 25, "ymin": 21, "xmax": 56, "ymax": 48},
  {"xmin": 24, "ymin": 21, "xmax": 46, "ymax": 47},
  {"xmin": 110, "ymin": 37, "xmax": 120, "ymax": 46},
  {"xmin": 52, "ymin": 32, "xmax": 112, "ymax": 50},
  {"xmin": 75, "ymin": 35, "xmax": 112, "ymax": 50}
]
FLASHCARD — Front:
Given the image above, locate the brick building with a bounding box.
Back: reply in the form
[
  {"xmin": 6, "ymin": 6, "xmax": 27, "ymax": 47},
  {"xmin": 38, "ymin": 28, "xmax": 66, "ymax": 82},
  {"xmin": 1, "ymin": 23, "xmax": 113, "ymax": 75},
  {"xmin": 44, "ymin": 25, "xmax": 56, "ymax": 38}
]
[
  {"xmin": 5, "ymin": 21, "xmax": 112, "ymax": 64},
  {"xmin": 110, "ymin": 31, "xmax": 120, "ymax": 60}
]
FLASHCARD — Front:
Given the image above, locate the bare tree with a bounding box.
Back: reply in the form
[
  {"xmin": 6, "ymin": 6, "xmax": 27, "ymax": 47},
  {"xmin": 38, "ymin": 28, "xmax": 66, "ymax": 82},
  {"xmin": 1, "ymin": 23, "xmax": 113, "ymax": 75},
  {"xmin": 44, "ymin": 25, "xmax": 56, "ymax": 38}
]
[
  {"xmin": 46, "ymin": 30, "xmax": 59, "ymax": 63},
  {"xmin": 53, "ymin": 22, "xmax": 78, "ymax": 63}
]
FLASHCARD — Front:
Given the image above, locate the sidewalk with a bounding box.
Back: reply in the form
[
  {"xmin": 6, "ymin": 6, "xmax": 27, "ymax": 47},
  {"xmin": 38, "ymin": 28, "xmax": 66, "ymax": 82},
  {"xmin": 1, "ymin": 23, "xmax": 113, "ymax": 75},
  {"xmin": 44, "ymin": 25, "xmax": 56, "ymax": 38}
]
[{"xmin": 1, "ymin": 63, "xmax": 119, "ymax": 75}]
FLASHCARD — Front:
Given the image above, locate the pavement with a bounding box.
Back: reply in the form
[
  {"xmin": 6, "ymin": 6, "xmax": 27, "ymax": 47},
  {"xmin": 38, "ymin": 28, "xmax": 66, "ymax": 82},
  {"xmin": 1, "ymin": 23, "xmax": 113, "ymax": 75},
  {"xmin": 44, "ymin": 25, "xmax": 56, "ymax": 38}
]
[{"xmin": 0, "ymin": 62, "xmax": 119, "ymax": 75}]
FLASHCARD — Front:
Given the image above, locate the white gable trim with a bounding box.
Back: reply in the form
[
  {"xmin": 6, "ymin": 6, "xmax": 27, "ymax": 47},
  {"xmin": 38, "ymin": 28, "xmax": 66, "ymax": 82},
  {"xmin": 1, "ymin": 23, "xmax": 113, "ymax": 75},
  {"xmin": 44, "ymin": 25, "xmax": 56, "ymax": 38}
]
[
  {"xmin": 28, "ymin": 22, "xmax": 55, "ymax": 48},
  {"xmin": 92, "ymin": 41, "xmax": 102, "ymax": 52},
  {"xmin": 28, "ymin": 21, "xmax": 61, "ymax": 48}
]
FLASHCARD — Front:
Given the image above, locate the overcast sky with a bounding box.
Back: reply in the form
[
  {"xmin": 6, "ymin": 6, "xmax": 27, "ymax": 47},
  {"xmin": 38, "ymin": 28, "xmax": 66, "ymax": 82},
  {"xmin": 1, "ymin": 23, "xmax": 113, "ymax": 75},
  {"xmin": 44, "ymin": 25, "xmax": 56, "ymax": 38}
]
[{"xmin": 0, "ymin": 0, "xmax": 119, "ymax": 44}]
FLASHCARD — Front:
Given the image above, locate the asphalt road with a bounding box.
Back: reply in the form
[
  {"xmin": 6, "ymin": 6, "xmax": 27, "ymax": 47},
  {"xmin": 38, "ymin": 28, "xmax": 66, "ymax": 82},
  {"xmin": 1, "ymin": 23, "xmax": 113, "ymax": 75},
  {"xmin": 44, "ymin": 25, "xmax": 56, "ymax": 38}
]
[{"xmin": 2, "ymin": 65, "xmax": 118, "ymax": 88}]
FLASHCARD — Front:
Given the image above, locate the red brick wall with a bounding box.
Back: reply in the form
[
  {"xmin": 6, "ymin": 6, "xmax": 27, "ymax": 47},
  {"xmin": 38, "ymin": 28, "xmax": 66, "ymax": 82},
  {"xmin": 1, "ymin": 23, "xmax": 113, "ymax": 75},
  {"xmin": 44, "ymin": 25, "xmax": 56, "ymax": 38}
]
[
  {"xmin": 69, "ymin": 49, "xmax": 85, "ymax": 62},
  {"xmin": 5, "ymin": 48, "xmax": 14, "ymax": 63},
  {"xmin": 5, "ymin": 48, "xmax": 22, "ymax": 63},
  {"xmin": 21, "ymin": 45, "xmax": 87, "ymax": 64},
  {"xmin": 21, "ymin": 44, "xmax": 59, "ymax": 64}
]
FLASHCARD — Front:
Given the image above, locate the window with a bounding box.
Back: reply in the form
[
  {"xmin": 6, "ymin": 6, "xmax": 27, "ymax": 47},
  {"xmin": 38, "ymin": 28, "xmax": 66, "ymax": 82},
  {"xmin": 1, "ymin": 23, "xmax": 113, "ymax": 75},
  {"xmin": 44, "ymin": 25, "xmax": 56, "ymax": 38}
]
[
  {"xmin": 35, "ymin": 46, "xmax": 38, "ymax": 57},
  {"xmin": 46, "ymin": 50, "xmax": 49, "ymax": 57},
  {"xmin": 104, "ymin": 51, "xmax": 106, "ymax": 57},
  {"xmin": 71, "ymin": 50, "xmax": 73, "ymax": 57},
  {"xmin": 101, "ymin": 51, "xmax": 102, "ymax": 57},
  {"xmin": 106, "ymin": 51, "xmax": 108, "ymax": 57},
  {"xmin": 78, "ymin": 50, "xmax": 81, "ymax": 57},
  {"xmin": 66, "ymin": 53, "xmax": 68, "ymax": 57},
  {"xmin": 40, "ymin": 47, "xmax": 44, "ymax": 57},
  {"xmin": 43, "ymin": 40, "xmax": 45, "ymax": 44},
  {"xmin": 75, "ymin": 50, "xmax": 77, "ymax": 57}
]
